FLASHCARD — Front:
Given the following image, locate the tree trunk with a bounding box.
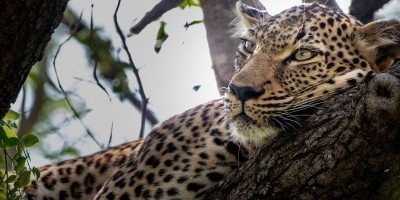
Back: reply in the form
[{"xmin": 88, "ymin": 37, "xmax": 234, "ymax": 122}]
[
  {"xmin": 207, "ymin": 62, "xmax": 400, "ymax": 199},
  {"xmin": 200, "ymin": 0, "xmax": 238, "ymax": 94},
  {"xmin": 0, "ymin": 0, "xmax": 69, "ymax": 119}
]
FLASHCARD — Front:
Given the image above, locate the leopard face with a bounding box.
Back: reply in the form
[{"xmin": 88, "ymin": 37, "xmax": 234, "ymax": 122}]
[{"xmin": 225, "ymin": 2, "xmax": 400, "ymax": 143}]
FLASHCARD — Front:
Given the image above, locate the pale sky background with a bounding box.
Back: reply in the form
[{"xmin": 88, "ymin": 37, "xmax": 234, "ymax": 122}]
[{"xmin": 11, "ymin": 0, "xmax": 385, "ymax": 166}]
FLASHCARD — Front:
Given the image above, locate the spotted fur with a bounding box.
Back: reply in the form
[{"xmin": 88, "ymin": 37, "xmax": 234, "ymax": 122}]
[
  {"xmin": 24, "ymin": 141, "xmax": 142, "ymax": 199},
  {"xmin": 24, "ymin": 2, "xmax": 400, "ymax": 199}
]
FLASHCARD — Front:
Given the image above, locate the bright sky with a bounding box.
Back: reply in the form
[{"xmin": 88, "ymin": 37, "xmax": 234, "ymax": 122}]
[{"xmin": 12, "ymin": 0, "xmax": 357, "ymax": 166}]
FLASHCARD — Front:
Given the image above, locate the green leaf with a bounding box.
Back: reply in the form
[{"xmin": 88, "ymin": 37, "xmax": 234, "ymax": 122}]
[
  {"xmin": 14, "ymin": 171, "xmax": 30, "ymax": 188},
  {"xmin": 0, "ymin": 126, "xmax": 18, "ymax": 148},
  {"xmin": 9, "ymin": 123, "xmax": 17, "ymax": 130},
  {"xmin": 1, "ymin": 126, "xmax": 17, "ymax": 139},
  {"xmin": 59, "ymin": 147, "xmax": 80, "ymax": 157},
  {"xmin": 15, "ymin": 157, "xmax": 27, "ymax": 172},
  {"xmin": 32, "ymin": 167, "xmax": 40, "ymax": 179},
  {"xmin": 6, "ymin": 175, "xmax": 16, "ymax": 183},
  {"xmin": 3, "ymin": 110, "xmax": 20, "ymax": 121},
  {"xmin": 21, "ymin": 134, "xmax": 39, "ymax": 147},
  {"xmin": 179, "ymin": 0, "xmax": 200, "ymax": 9},
  {"xmin": 154, "ymin": 21, "xmax": 169, "ymax": 53},
  {"xmin": 13, "ymin": 145, "xmax": 23, "ymax": 159},
  {"xmin": 184, "ymin": 20, "xmax": 203, "ymax": 29}
]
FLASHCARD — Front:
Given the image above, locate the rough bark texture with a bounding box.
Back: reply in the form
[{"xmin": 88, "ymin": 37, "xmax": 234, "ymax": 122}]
[
  {"xmin": 207, "ymin": 63, "xmax": 400, "ymax": 199},
  {"xmin": 0, "ymin": 0, "xmax": 69, "ymax": 119},
  {"xmin": 349, "ymin": 0, "xmax": 390, "ymax": 23},
  {"xmin": 200, "ymin": 0, "xmax": 238, "ymax": 94}
]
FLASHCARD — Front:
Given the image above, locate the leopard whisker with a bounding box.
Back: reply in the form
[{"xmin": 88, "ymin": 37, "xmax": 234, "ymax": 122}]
[{"xmin": 269, "ymin": 117, "xmax": 287, "ymax": 133}]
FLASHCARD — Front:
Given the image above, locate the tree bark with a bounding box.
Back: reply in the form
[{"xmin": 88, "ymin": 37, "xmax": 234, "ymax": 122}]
[
  {"xmin": 200, "ymin": 0, "xmax": 238, "ymax": 94},
  {"xmin": 0, "ymin": 0, "xmax": 69, "ymax": 119},
  {"xmin": 207, "ymin": 63, "xmax": 400, "ymax": 199}
]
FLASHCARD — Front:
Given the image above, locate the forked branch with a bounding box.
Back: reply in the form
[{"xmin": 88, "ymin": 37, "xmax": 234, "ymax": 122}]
[{"xmin": 114, "ymin": 0, "xmax": 150, "ymax": 138}]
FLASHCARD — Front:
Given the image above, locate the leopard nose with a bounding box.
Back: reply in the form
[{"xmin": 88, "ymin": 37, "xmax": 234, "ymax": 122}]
[{"xmin": 228, "ymin": 84, "xmax": 264, "ymax": 102}]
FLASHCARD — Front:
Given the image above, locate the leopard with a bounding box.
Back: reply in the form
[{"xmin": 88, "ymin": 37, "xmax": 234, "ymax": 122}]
[{"xmin": 24, "ymin": 1, "xmax": 400, "ymax": 199}]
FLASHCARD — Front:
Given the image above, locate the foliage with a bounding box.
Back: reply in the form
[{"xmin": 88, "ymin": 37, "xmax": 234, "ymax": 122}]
[
  {"xmin": 153, "ymin": 0, "xmax": 203, "ymax": 53},
  {"xmin": 0, "ymin": 110, "xmax": 39, "ymax": 200},
  {"xmin": 179, "ymin": 0, "xmax": 200, "ymax": 9},
  {"xmin": 154, "ymin": 21, "xmax": 169, "ymax": 53},
  {"xmin": 184, "ymin": 20, "xmax": 204, "ymax": 29}
]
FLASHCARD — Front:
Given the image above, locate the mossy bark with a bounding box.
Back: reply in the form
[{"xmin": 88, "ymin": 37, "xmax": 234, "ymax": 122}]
[
  {"xmin": 207, "ymin": 62, "xmax": 400, "ymax": 199},
  {"xmin": 0, "ymin": 0, "xmax": 69, "ymax": 119}
]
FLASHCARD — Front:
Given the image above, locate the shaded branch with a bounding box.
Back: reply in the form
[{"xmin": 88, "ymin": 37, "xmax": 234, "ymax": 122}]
[
  {"xmin": 18, "ymin": 61, "xmax": 48, "ymax": 138},
  {"xmin": 349, "ymin": 0, "xmax": 390, "ymax": 23},
  {"xmin": 208, "ymin": 62, "xmax": 400, "ymax": 199},
  {"xmin": 129, "ymin": 0, "xmax": 183, "ymax": 35},
  {"xmin": 114, "ymin": 0, "xmax": 150, "ymax": 138}
]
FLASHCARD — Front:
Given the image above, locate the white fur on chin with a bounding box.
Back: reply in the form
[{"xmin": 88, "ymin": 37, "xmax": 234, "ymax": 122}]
[{"xmin": 229, "ymin": 119, "xmax": 280, "ymax": 146}]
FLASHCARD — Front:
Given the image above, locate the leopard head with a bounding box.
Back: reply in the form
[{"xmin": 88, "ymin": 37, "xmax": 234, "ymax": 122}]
[{"xmin": 225, "ymin": 1, "xmax": 400, "ymax": 144}]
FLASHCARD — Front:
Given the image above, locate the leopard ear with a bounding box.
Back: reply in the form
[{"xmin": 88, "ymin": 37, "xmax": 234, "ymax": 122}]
[
  {"xmin": 354, "ymin": 19, "xmax": 400, "ymax": 72},
  {"xmin": 236, "ymin": 1, "xmax": 270, "ymax": 28}
]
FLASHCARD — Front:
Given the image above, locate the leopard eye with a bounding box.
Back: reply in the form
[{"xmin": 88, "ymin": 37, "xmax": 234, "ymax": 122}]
[
  {"xmin": 243, "ymin": 40, "xmax": 256, "ymax": 53},
  {"xmin": 294, "ymin": 48, "xmax": 316, "ymax": 61}
]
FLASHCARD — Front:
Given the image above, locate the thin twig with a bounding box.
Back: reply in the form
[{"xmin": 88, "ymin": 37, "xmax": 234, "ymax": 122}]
[
  {"xmin": 129, "ymin": 0, "xmax": 183, "ymax": 35},
  {"xmin": 61, "ymin": 9, "xmax": 159, "ymax": 126},
  {"xmin": 89, "ymin": 3, "xmax": 112, "ymax": 102},
  {"xmin": 89, "ymin": 1, "xmax": 114, "ymax": 147},
  {"xmin": 53, "ymin": 12, "xmax": 105, "ymax": 150},
  {"xmin": 114, "ymin": 0, "xmax": 149, "ymax": 139},
  {"xmin": 107, "ymin": 122, "xmax": 113, "ymax": 147}
]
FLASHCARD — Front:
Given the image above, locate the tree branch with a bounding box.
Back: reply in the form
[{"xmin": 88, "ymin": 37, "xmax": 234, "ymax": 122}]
[
  {"xmin": 114, "ymin": 0, "xmax": 150, "ymax": 138},
  {"xmin": 349, "ymin": 0, "xmax": 390, "ymax": 23},
  {"xmin": 53, "ymin": 19, "xmax": 105, "ymax": 150},
  {"xmin": 0, "ymin": 0, "xmax": 69, "ymax": 119},
  {"xmin": 129, "ymin": 0, "xmax": 183, "ymax": 35},
  {"xmin": 208, "ymin": 62, "xmax": 400, "ymax": 199},
  {"xmin": 62, "ymin": 9, "xmax": 159, "ymax": 126},
  {"xmin": 17, "ymin": 61, "xmax": 48, "ymax": 138}
]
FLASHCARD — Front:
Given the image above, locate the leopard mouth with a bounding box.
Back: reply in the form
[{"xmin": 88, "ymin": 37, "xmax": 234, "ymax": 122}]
[
  {"xmin": 233, "ymin": 112, "xmax": 256, "ymax": 124},
  {"xmin": 231, "ymin": 101, "xmax": 321, "ymax": 131},
  {"xmin": 228, "ymin": 99, "xmax": 322, "ymax": 143},
  {"xmin": 229, "ymin": 112, "xmax": 280, "ymax": 143}
]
